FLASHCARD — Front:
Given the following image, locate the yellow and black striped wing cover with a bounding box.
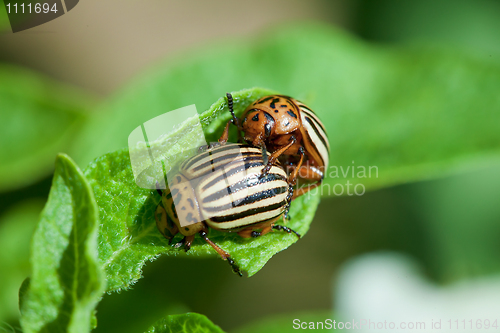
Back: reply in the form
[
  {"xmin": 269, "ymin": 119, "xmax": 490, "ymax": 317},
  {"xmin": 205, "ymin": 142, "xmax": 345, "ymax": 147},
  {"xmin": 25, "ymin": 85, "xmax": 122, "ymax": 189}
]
[
  {"xmin": 180, "ymin": 143, "xmax": 289, "ymax": 231},
  {"xmin": 297, "ymin": 103, "xmax": 330, "ymax": 174}
]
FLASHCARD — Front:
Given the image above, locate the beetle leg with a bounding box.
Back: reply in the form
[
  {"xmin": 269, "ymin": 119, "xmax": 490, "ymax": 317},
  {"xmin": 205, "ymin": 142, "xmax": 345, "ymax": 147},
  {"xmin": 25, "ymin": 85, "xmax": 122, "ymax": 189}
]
[
  {"xmin": 173, "ymin": 237, "xmax": 186, "ymax": 249},
  {"xmin": 262, "ymin": 136, "xmax": 296, "ymax": 175},
  {"xmin": 292, "ymin": 182, "xmax": 322, "ymax": 200},
  {"xmin": 292, "ymin": 161, "xmax": 324, "ymax": 199},
  {"xmin": 240, "ymin": 225, "xmax": 273, "ymax": 238},
  {"xmin": 183, "ymin": 235, "xmax": 195, "ymax": 252},
  {"xmin": 261, "ymin": 142, "xmax": 269, "ymax": 165},
  {"xmin": 199, "ymin": 229, "xmax": 242, "ymax": 277},
  {"xmin": 272, "ymin": 224, "xmax": 301, "ymax": 239},
  {"xmin": 218, "ymin": 121, "xmax": 231, "ymax": 144},
  {"xmin": 282, "ymin": 182, "xmax": 294, "ymax": 222},
  {"xmin": 298, "ymin": 164, "xmax": 324, "ymax": 181},
  {"xmin": 287, "ymin": 146, "xmax": 305, "ymax": 185}
]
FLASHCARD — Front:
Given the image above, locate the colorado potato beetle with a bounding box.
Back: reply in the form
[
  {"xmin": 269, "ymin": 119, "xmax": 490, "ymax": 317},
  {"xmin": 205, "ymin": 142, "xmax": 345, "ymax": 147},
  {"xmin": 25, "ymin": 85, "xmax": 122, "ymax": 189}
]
[
  {"xmin": 227, "ymin": 93, "xmax": 329, "ymax": 199},
  {"xmin": 155, "ymin": 127, "xmax": 299, "ymax": 276}
]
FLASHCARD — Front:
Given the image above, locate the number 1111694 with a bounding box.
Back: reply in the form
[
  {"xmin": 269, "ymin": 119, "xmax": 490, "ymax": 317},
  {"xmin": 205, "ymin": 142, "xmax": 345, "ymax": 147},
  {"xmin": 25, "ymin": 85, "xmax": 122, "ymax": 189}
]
[{"xmin": 6, "ymin": 2, "xmax": 58, "ymax": 14}]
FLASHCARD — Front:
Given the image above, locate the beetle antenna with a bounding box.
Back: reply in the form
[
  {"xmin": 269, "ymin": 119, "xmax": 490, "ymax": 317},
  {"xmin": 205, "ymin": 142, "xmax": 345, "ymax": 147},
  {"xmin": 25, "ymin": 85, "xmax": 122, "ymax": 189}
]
[{"xmin": 226, "ymin": 93, "xmax": 239, "ymax": 127}]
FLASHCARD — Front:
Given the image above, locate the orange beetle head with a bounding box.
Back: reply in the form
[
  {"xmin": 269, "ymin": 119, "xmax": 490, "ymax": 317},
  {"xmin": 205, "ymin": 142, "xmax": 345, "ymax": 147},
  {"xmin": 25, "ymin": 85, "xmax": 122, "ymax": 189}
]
[{"xmin": 241, "ymin": 109, "xmax": 275, "ymax": 146}]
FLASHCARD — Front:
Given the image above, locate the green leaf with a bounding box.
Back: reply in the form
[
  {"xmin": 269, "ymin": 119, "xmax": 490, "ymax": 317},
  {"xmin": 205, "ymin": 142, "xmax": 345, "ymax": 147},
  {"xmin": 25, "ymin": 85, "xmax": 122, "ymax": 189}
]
[
  {"xmin": 85, "ymin": 88, "xmax": 319, "ymax": 292},
  {"xmin": 356, "ymin": 0, "xmax": 500, "ymax": 59},
  {"xmin": 0, "ymin": 0, "xmax": 10, "ymax": 31},
  {"xmin": 0, "ymin": 200, "xmax": 43, "ymax": 324},
  {"xmin": 20, "ymin": 154, "xmax": 104, "ymax": 333},
  {"xmin": 70, "ymin": 23, "xmax": 500, "ymax": 196},
  {"xmin": 0, "ymin": 64, "xmax": 93, "ymax": 192},
  {"xmin": 145, "ymin": 313, "xmax": 224, "ymax": 333}
]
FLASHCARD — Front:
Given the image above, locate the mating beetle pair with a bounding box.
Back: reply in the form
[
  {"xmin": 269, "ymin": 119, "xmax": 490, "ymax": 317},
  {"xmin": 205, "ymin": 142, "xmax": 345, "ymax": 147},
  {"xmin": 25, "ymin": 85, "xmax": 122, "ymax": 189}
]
[
  {"xmin": 229, "ymin": 93, "xmax": 329, "ymax": 198},
  {"xmin": 155, "ymin": 94, "xmax": 329, "ymax": 275}
]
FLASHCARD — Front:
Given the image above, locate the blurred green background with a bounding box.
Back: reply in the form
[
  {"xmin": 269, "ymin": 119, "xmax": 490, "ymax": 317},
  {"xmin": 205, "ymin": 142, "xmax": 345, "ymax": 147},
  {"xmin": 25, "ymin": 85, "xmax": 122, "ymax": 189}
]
[{"xmin": 1, "ymin": 1, "xmax": 500, "ymax": 332}]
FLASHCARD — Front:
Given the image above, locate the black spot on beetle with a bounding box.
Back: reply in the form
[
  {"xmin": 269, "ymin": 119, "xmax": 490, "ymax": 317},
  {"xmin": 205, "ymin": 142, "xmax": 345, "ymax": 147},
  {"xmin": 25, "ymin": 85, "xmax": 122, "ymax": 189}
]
[
  {"xmin": 171, "ymin": 188, "xmax": 179, "ymax": 197},
  {"xmin": 284, "ymin": 121, "xmax": 290, "ymax": 127},
  {"xmin": 184, "ymin": 227, "xmax": 189, "ymax": 231},
  {"xmin": 186, "ymin": 213, "xmax": 197, "ymax": 223},
  {"xmin": 281, "ymin": 104, "xmax": 287, "ymax": 108},
  {"xmin": 258, "ymin": 96, "xmax": 274, "ymax": 104},
  {"xmin": 287, "ymin": 110, "xmax": 297, "ymax": 118},
  {"xmin": 252, "ymin": 114, "xmax": 259, "ymax": 121},
  {"xmin": 274, "ymin": 110, "xmax": 279, "ymax": 113},
  {"xmin": 270, "ymin": 98, "xmax": 280, "ymax": 109},
  {"xmin": 187, "ymin": 198, "xmax": 195, "ymax": 209},
  {"xmin": 181, "ymin": 207, "xmax": 186, "ymax": 210},
  {"xmin": 176, "ymin": 176, "xmax": 181, "ymax": 182}
]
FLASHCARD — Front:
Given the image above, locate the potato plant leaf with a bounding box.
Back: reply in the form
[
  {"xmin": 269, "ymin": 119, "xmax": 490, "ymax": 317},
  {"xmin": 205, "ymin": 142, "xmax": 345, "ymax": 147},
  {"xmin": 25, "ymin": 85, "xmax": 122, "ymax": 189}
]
[
  {"xmin": 0, "ymin": 200, "xmax": 43, "ymax": 324},
  {"xmin": 85, "ymin": 88, "xmax": 320, "ymax": 292},
  {"xmin": 0, "ymin": 64, "xmax": 92, "ymax": 192},
  {"xmin": 145, "ymin": 313, "xmax": 224, "ymax": 333},
  {"xmin": 19, "ymin": 154, "xmax": 104, "ymax": 333}
]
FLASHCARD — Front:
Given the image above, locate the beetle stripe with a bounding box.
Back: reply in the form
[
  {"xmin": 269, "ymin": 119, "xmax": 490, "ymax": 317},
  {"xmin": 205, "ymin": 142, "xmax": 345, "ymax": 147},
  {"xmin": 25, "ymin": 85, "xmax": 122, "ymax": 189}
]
[
  {"xmin": 182, "ymin": 143, "xmax": 259, "ymax": 171},
  {"xmin": 207, "ymin": 200, "xmax": 286, "ymax": 223},
  {"xmin": 300, "ymin": 108, "xmax": 329, "ymax": 141},
  {"xmin": 300, "ymin": 112, "xmax": 330, "ymax": 170},
  {"xmin": 206, "ymin": 207, "xmax": 285, "ymax": 231},
  {"xmin": 257, "ymin": 96, "xmax": 275, "ymax": 104},
  {"xmin": 304, "ymin": 116, "xmax": 329, "ymax": 152},
  {"xmin": 200, "ymin": 164, "xmax": 287, "ymax": 199},
  {"xmin": 210, "ymin": 214, "xmax": 282, "ymax": 232},
  {"xmin": 201, "ymin": 172, "xmax": 287, "ymax": 203},
  {"xmin": 190, "ymin": 151, "xmax": 261, "ymax": 173},
  {"xmin": 200, "ymin": 173, "xmax": 288, "ymax": 226},
  {"xmin": 202, "ymin": 186, "xmax": 287, "ymax": 212},
  {"xmin": 299, "ymin": 105, "xmax": 327, "ymax": 134},
  {"xmin": 302, "ymin": 117, "xmax": 329, "ymax": 169},
  {"xmin": 200, "ymin": 158, "xmax": 264, "ymax": 191},
  {"xmin": 182, "ymin": 143, "xmax": 241, "ymax": 169}
]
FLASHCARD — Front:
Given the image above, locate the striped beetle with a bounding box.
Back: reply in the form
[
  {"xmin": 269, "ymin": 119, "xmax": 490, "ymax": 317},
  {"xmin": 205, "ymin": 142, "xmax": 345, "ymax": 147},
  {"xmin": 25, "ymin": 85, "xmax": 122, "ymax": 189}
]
[
  {"xmin": 155, "ymin": 124, "xmax": 299, "ymax": 276},
  {"xmin": 227, "ymin": 93, "xmax": 329, "ymax": 199}
]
